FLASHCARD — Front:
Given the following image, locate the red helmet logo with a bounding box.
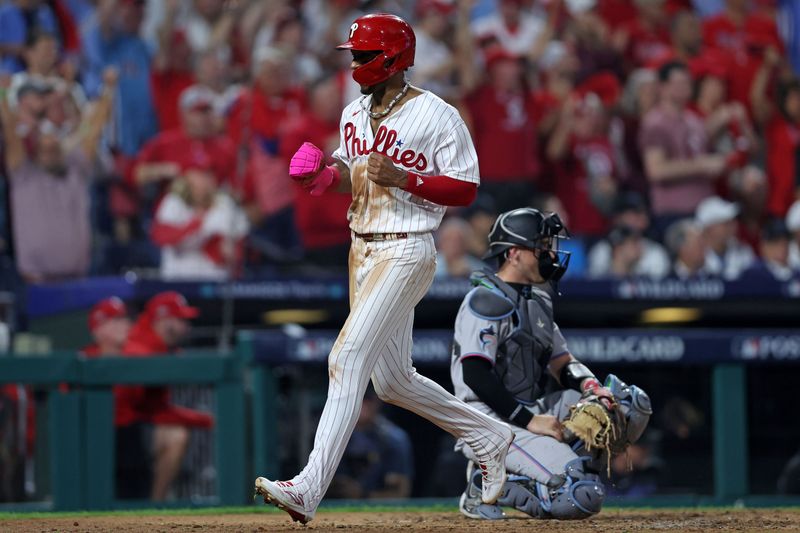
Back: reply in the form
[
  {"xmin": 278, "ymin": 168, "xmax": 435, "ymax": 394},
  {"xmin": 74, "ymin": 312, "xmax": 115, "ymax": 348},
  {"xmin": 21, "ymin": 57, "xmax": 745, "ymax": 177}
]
[{"xmin": 336, "ymin": 13, "xmax": 415, "ymax": 86}]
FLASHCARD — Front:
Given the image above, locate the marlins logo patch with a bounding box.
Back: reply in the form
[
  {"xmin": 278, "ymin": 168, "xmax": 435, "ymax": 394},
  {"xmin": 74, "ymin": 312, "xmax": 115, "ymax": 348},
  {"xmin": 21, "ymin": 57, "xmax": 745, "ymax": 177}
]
[{"xmin": 479, "ymin": 326, "xmax": 496, "ymax": 349}]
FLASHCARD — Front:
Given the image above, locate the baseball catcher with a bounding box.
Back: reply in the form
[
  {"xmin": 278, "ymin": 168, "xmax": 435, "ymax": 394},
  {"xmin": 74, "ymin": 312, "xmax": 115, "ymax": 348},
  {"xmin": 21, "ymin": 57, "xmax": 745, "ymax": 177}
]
[{"xmin": 450, "ymin": 207, "xmax": 652, "ymax": 520}]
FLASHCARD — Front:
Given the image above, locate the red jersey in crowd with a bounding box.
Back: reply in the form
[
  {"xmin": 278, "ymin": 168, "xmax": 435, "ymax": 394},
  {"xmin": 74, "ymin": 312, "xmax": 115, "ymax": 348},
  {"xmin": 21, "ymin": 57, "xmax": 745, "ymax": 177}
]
[
  {"xmin": 702, "ymin": 13, "xmax": 783, "ymax": 106},
  {"xmin": 765, "ymin": 114, "xmax": 800, "ymax": 217},
  {"xmin": 150, "ymin": 70, "xmax": 195, "ymax": 132},
  {"xmin": 553, "ymin": 137, "xmax": 615, "ymax": 237},
  {"xmin": 134, "ymin": 129, "xmax": 237, "ymax": 190},
  {"xmin": 621, "ymin": 18, "xmax": 672, "ymax": 68},
  {"xmin": 465, "ymin": 85, "xmax": 541, "ymax": 182},
  {"xmin": 227, "ymin": 86, "xmax": 307, "ymax": 155},
  {"xmin": 113, "ymin": 317, "xmax": 213, "ymax": 429},
  {"xmin": 281, "ymin": 114, "xmax": 351, "ymax": 250}
]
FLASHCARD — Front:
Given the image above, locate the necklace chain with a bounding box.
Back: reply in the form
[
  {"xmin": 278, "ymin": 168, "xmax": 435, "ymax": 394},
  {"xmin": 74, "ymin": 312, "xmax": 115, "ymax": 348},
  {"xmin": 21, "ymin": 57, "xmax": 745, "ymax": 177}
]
[{"xmin": 362, "ymin": 83, "xmax": 410, "ymax": 120}]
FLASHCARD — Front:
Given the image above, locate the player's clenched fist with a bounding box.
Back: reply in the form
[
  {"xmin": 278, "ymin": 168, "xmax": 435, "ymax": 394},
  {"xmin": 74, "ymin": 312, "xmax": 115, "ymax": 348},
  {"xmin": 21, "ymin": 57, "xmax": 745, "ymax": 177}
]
[
  {"xmin": 366, "ymin": 152, "xmax": 408, "ymax": 188},
  {"xmin": 289, "ymin": 142, "xmax": 338, "ymax": 196}
]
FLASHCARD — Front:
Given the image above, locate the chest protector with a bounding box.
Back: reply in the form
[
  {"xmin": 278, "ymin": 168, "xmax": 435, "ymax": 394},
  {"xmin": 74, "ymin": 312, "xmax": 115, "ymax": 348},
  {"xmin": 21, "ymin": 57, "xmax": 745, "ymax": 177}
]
[{"xmin": 469, "ymin": 270, "xmax": 555, "ymax": 405}]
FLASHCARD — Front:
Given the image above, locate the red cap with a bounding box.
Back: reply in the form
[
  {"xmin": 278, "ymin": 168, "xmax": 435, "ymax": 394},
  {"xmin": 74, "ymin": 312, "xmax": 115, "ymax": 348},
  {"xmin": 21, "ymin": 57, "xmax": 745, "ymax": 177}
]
[
  {"xmin": 89, "ymin": 297, "xmax": 128, "ymax": 332},
  {"xmin": 484, "ymin": 46, "xmax": 520, "ymax": 70},
  {"xmin": 145, "ymin": 291, "xmax": 199, "ymax": 321},
  {"xmin": 575, "ymin": 71, "xmax": 621, "ymax": 108}
]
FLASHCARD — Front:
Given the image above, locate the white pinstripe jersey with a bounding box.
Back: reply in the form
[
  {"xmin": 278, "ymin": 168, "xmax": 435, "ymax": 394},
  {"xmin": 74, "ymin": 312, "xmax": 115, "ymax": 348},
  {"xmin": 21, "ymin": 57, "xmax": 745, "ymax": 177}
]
[{"xmin": 332, "ymin": 90, "xmax": 480, "ymax": 234}]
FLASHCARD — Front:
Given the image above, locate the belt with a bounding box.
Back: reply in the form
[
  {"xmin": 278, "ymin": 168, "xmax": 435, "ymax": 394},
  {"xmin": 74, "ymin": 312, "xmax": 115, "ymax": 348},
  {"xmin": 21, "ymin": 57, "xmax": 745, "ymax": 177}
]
[{"xmin": 354, "ymin": 232, "xmax": 409, "ymax": 242}]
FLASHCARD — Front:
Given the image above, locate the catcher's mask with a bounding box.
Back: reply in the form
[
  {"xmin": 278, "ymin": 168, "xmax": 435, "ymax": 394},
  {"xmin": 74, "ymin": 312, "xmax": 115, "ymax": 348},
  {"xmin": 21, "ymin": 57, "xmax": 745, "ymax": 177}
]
[
  {"xmin": 336, "ymin": 13, "xmax": 416, "ymax": 86},
  {"xmin": 483, "ymin": 208, "xmax": 571, "ymax": 282}
]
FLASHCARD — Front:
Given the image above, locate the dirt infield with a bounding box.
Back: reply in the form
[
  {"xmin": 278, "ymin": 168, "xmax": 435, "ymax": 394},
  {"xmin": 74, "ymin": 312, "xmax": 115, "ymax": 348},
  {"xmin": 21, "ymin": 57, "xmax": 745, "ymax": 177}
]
[{"xmin": 3, "ymin": 509, "xmax": 800, "ymax": 533}]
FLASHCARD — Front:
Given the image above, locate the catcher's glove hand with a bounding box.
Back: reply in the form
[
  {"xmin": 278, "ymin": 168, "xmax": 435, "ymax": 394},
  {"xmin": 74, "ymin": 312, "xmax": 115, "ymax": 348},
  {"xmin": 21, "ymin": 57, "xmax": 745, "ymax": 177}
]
[{"xmin": 563, "ymin": 391, "xmax": 629, "ymax": 474}]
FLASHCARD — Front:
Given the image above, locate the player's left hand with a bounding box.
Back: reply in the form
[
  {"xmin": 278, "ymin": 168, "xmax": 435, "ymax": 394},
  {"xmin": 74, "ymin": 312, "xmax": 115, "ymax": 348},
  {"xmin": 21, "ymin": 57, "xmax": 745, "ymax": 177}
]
[{"xmin": 366, "ymin": 152, "xmax": 408, "ymax": 188}]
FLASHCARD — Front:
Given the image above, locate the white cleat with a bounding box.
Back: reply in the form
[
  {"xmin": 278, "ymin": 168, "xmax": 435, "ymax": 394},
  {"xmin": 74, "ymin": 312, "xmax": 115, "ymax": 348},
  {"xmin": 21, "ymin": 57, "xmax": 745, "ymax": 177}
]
[
  {"xmin": 477, "ymin": 431, "xmax": 514, "ymax": 504},
  {"xmin": 254, "ymin": 477, "xmax": 314, "ymax": 525}
]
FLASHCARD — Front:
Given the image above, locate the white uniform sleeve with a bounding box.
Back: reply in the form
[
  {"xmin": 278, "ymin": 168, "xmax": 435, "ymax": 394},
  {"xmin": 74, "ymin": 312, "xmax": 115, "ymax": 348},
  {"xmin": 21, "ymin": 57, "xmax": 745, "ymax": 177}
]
[
  {"xmin": 454, "ymin": 302, "xmax": 499, "ymax": 366},
  {"xmin": 551, "ymin": 322, "xmax": 570, "ymax": 359},
  {"xmin": 331, "ymin": 107, "xmax": 350, "ymax": 166},
  {"xmin": 433, "ymin": 114, "xmax": 480, "ymax": 184}
]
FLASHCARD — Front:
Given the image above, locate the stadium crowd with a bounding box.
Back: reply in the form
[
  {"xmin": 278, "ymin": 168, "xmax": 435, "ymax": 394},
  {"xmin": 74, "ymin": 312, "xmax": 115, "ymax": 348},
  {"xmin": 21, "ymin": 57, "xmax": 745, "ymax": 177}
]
[{"xmin": 1, "ymin": 0, "xmax": 800, "ymax": 284}]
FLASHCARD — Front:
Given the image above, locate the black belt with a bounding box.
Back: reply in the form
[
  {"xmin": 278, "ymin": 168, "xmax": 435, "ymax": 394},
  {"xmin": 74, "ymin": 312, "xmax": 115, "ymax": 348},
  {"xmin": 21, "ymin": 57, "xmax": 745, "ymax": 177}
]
[{"xmin": 354, "ymin": 232, "xmax": 409, "ymax": 242}]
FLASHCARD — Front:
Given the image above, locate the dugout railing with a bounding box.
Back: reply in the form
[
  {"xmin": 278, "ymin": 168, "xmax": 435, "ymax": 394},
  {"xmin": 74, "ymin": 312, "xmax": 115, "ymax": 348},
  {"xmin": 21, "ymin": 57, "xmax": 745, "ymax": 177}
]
[{"xmin": 0, "ymin": 351, "xmax": 248, "ymax": 511}]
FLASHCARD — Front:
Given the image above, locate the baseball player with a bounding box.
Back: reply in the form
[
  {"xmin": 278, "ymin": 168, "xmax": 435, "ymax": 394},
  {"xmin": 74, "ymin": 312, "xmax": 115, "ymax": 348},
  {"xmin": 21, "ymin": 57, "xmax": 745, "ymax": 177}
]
[
  {"xmin": 255, "ymin": 13, "xmax": 514, "ymax": 524},
  {"xmin": 450, "ymin": 207, "xmax": 653, "ymax": 520}
]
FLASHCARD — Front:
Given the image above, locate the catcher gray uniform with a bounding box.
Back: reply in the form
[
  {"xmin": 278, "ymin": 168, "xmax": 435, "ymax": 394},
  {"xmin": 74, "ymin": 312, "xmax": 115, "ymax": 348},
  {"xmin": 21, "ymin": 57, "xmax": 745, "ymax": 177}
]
[{"xmin": 450, "ymin": 208, "xmax": 651, "ymax": 519}]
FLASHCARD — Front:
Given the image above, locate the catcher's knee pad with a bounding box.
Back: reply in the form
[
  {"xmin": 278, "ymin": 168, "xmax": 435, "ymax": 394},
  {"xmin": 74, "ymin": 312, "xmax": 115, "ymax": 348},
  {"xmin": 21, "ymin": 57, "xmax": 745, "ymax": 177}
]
[{"xmin": 537, "ymin": 457, "xmax": 605, "ymax": 520}]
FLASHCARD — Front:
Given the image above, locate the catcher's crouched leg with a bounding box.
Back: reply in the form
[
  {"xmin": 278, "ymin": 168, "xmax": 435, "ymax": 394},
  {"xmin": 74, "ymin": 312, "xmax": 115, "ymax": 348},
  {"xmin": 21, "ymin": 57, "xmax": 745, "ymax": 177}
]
[{"xmin": 535, "ymin": 457, "xmax": 605, "ymax": 519}]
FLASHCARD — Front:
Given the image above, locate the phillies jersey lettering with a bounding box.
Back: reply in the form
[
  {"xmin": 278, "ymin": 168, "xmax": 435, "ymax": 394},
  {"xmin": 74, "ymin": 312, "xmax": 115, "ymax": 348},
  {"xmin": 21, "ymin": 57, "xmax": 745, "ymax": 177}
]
[
  {"xmin": 343, "ymin": 123, "xmax": 428, "ymax": 171},
  {"xmin": 333, "ymin": 90, "xmax": 480, "ymax": 234}
]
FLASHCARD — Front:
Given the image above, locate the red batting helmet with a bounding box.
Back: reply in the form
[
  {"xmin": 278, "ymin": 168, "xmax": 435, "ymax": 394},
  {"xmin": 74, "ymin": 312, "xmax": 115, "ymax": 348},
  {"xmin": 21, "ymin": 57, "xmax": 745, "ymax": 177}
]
[{"xmin": 336, "ymin": 13, "xmax": 415, "ymax": 86}]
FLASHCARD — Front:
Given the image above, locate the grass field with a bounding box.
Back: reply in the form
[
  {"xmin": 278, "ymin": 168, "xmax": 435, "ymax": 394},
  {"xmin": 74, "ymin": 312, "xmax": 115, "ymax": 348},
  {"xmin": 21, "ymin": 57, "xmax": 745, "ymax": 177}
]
[{"xmin": 2, "ymin": 505, "xmax": 800, "ymax": 532}]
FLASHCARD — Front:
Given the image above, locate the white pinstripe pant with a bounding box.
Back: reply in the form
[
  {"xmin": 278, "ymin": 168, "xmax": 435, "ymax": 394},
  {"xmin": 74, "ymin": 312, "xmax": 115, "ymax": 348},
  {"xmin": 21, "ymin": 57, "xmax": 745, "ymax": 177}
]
[{"xmin": 295, "ymin": 233, "xmax": 513, "ymax": 509}]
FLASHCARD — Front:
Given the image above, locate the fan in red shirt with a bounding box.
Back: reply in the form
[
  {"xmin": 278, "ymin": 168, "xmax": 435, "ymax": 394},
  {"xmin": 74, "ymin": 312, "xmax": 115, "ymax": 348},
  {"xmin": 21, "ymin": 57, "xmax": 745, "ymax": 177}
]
[
  {"xmin": 150, "ymin": 28, "xmax": 195, "ymax": 132},
  {"xmin": 702, "ymin": 0, "xmax": 784, "ymax": 106},
  {"xmin": 134, "ymin": 85, "xmax": 237, "ymax": 202},
  {"xmin": 617, "ymin": 0, "xmax": 672, "ymax": 69},
  {"xmin": 463, "ymin": 46, "xmax": 542, "ymax": 212},
  {"xmin": 81, "ymin": 297, "xmax": 131, "ymax": 357},
  {"xmin": 115, "ymin": 291, "xmax": 213, "ymax": 501},
  {"xmin": 280, "ymin": 75, "xmax": 352, "ymax": 270},
  {"xmin": 546, "ymin": 73, "xmax": 622, "ymax": 238}
]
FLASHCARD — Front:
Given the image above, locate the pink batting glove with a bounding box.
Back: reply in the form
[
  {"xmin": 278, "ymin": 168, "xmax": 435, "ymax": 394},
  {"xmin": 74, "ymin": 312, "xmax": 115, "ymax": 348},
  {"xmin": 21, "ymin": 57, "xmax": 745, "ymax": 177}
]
[{"xmin": 289, "ymin": 142, "xmax": 324, "ymax": 180}]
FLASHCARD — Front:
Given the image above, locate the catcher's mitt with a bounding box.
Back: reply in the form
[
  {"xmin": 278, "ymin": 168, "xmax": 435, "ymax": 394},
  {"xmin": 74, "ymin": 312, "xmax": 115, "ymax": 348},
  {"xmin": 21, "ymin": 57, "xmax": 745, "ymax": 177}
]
[{"xmin": 563, "ymin": 393, "xmax": 629, "ymax": 475}]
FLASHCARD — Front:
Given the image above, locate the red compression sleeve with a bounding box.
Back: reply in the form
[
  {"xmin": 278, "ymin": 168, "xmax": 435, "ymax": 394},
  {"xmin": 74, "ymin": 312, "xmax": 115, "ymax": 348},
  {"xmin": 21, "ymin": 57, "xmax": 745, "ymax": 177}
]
[{"xmin": 402, "ymin": 173, "xmax": 477, "ymax": 206}]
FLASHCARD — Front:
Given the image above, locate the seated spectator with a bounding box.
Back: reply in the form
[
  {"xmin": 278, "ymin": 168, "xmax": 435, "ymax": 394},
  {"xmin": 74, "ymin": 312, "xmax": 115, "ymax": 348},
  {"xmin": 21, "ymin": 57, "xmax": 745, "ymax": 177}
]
[
  {"xmin": 640, "ymin": 61, "xmax": 727, "ymax": 235},
  {"xmin": 695, "ymin": 196, "xmax": 754, "ymax": 279},
  {"xmin": 664, "ymin": 218, "xmax": 708, "ymax": 279},
  {"xmin": 435, "ymin": 217, "xmax": 485, "ymax": 278},
  {"xmin": 0, "ymin": 0, "xmax": 59, "ymax": 74},
  {"xmin": 587, "ymin": 192, "xmax": 670, "ymax": 279},
  {"xmin": 743, "ymin": 218, "xmax": 794, "ymax": 281},
  {"xmin": 117, "ymin": 291, "xmax": 213, "ymax": 501},
  {"xmin": 787, "ymin": 201, "xmax": 800, "ymax": 270},
  {"xmin": 729, "ymin": 165, "xmax": 768, "ymax": 252},
  {"xmin": 134, "ymin": 85, "xmax": 237, "ymax": 196},
  {"xmin": 328, "ymin": 387, "xmax": 413, "ymax": 499},
  {"xmin": 280, "ymin": 75, "xmax": 351, "ymax": 270},
  {"xmin": 1, "ymin": 69, "xmax": 115, "ymax": 283},
  {"xmin": 664, "ymin": 9, "xmax": 703, "ymax": 65},
  {"xmin": 82, "ymin": 297, "xmax": 131, "ymax": 357},
  {"xmin": 589, "ymin": 224, "xmax": 667, "ymax": 279},
  {"xmin": 151, "ymin": 157, "xmax": 249, "ymax": 281}
]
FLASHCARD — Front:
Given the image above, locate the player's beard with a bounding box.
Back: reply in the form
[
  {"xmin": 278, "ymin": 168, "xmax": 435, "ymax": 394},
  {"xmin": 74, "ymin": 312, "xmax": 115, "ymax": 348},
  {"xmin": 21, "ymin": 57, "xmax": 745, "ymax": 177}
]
[{"xmin": 360, "ymin": 80, "xmax": 387, "ymax": 97}]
